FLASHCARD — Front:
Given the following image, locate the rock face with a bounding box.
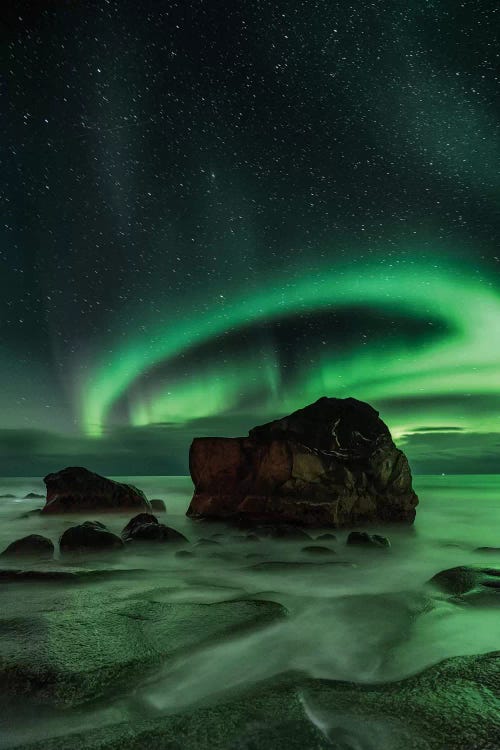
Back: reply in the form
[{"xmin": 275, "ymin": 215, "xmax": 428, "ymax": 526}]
[
  {"xmin": 0, "ymin": 534, "xmax": 54, "ymax": 560},
  {"xmin": 59, "ymin": 521, "xmax": 124, "ymax": 555},
  {"xmin": 42, "ymin": 467, "xmax": 151, "ymax": 514},
  {"xmin": 187, "ymin": 397, "xmax": 418, "ymax": 527}
]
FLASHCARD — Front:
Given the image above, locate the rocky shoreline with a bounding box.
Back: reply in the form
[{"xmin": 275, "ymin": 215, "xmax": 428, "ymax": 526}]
[{"xmin": 0, "ymin": 400, "xmax": 498, "ymax": 749}]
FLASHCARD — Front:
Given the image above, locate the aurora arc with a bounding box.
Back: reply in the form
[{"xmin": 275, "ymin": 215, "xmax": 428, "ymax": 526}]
[{"xmin": 81, "ymin": 259, "xmax": 500, "ymax": 437}]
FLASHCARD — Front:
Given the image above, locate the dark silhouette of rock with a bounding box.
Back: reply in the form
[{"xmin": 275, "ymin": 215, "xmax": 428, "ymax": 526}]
[
  {"xmin": 150, "ymin": 499, "xmax": 166, "ymax": 512},
  {"xmin": 42, "ymin": 467, "xmax": 151, "ymax": 514},
  {"xmin": 316, "ymin": 533, "xmax": 337, "ymax": 541},
  {"xmin": 0, "ymin": 493, "xmax": 16, "ymax": 498},
  {"xmin": 60, "ymin": 521, "xmax": 124, "ymax": 555},
  {"xmin": 121, "ymin": 513, "xmax": 187, "ymax": 543},
  {"xmin": 24, "ymin": 492, "xmax": 44, "ymax": 499},
  {"xmin": 187, "ymin": 397, "xmax": 418, "ymax": 527},
  {"xmin": 1, "ymin": 534, "xmax": 54, "ymax": 560},
  {"xmin": 346, "ymin": 531, "xmax": 390, "ymax": 548}
]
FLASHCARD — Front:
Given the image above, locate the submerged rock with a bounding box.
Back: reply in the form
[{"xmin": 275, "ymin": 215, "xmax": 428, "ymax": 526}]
[
  {"xmin": 0, "ymin": 586, "xmax": 284, "ymax": 707},
  {"xmin": 346, "ymin": 531, "xmax": 391, "ymax": 549},
  {"xmin": 23, "ymin": 492, "xmax": 44, "ymax": 499},
  {"xmin": 187, "ymin": 397, "xmax": 418, "ymax": 528},
  {"xmin": 429, "ymin": 565, "xmax": 500, "ymax": 604},
  {"xmin": 0, "ymin": 534, "xmax": 54, "ymax": 560},
  {"xmin": 150, "ymin": 499, "xmax": 167, "ymax": 513},
  {"xmin": 60, "ymin": 521, "xmax": 124, "ymax": 555},
  {"xmin": 302, "ymin": 651, "xmax": 500, "ymax": 750},
  {"xmin": 42, "ymin": 466, "xmax": 151, "ymax": 514},
  {"xmin": 8, "ymin": 652, "xmax": 500, "ymax": 750},
  {"xmin": 122, "ymin": 513, "xmax": 187, "ymax": 543}
]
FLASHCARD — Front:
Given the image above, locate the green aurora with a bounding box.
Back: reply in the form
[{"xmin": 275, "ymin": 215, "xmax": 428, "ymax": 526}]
[{"xmin": 81, "ymin": 257, "xmax": 500, "ymax": 443}]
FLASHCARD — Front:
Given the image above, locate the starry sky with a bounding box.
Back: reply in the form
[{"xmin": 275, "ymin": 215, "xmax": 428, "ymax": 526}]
[{"xmin": 1, "ymin": 0, "xmax": 500, "ymax": 475}]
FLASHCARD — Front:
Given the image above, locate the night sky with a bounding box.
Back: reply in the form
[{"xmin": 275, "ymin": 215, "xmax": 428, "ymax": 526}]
[{"xmin": 1, "ymin": 0, "xmax": 500, "ymax": 475}]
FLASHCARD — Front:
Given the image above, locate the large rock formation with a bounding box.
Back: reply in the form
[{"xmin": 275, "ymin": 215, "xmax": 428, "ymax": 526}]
[
  {"xmin": 41, "ymin": 467, "xmax": 151, "ymax": 514},
  {"xmin": 187, "ymin": 397, "xmax": 418, "ymax": 527}
]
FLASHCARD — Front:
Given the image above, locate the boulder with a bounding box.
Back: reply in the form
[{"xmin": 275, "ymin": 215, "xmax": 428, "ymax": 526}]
[
  {"xmin": 24, "ymin": 492, "xmax": 44, "ymax": 499},
  {"xmin": 0, "ymin": 534, "xmax": 54, "ymax": 560},
  {"xmin": 121, "ymin": 513, "xmax": 187, "ymax": 543},
  {"xmin": 187, "ymin": 397, "xmax": 418, "ymax": 527},
  {"xmin": 59, "ymin": 521, "xmax": 124, "ymax": 555},
  {"xmin": 42, "ymin": 466, "xmax": 151, "ymax": 514}
]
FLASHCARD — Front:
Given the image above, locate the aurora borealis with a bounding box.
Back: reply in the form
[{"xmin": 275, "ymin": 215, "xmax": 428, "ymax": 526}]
[{"xmin": 1, "ymin": 1, "xmax": 500, "ymax": 474}]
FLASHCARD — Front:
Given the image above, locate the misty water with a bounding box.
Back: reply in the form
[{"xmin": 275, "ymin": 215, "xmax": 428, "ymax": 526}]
[{"xmin": 0, "ymin": 475, "xmax": 499, "ymax": 748}]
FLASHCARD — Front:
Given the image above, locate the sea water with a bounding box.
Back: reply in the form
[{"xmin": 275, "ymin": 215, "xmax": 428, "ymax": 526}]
[{"xmin": 0, "ymin": 475, "xmax": 499, "ymax": 747}]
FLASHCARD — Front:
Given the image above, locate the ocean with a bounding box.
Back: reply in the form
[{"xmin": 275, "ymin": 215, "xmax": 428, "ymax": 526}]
[{"xmin": 0, "ymin": 475, "xmax": 499, "ymax": 749}]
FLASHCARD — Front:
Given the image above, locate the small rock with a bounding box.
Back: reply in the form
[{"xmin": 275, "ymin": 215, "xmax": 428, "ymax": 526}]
[
  {"xmin": 316, "ymin": 533, "xmax": 337, "ymax": 541},
  {"xmin": 302, "ymin": 545, "xmax": 335, "ymax": 556},
  {"xmin": 122, "ymin": 513, "xmax": 187, "ymax": 543},
  {"xmin": 1, "ymin": 534, "xmax": 54, "ymax": 560},
  {"xmin": 60, "ymin": 521, "xmax": 123, "ymax": 555},
  {"xmin": 346, "ymin": 531, "xmax": 390, "ymax": 548},
  {"xmin": 150, "ymin": 499, "xmax": 166, "ymax": 513},
  {"xmin": 23, "ymin": 492, "xmax": 44, "ymax": 499},
  {"xmin": 122, "ymin": 513, "xmax": 159, "ymax": 536},
  {"xmin": 0, "ymin": 494, "xmax": 16, "ymax": 498}
]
